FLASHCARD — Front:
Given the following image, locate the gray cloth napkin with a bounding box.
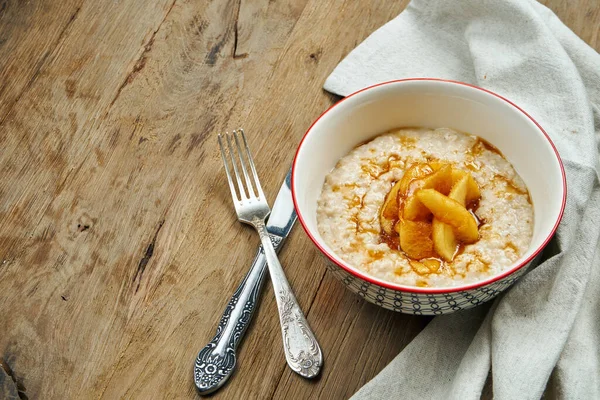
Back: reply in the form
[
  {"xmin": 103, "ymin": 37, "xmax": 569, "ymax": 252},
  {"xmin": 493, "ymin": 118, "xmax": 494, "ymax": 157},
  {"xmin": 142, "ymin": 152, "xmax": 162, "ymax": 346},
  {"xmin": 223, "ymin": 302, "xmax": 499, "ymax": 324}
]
[{"xmin": 324, "ymin": 1, "xmax": 600, "ymax": 399}]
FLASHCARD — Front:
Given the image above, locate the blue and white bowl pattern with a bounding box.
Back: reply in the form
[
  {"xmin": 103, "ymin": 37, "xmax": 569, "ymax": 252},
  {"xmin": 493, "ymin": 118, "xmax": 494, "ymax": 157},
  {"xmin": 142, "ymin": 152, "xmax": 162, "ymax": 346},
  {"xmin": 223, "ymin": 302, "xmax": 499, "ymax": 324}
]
[{"xmin": 325, "ymin": 262, "xmax": 530, "ymax": 315}]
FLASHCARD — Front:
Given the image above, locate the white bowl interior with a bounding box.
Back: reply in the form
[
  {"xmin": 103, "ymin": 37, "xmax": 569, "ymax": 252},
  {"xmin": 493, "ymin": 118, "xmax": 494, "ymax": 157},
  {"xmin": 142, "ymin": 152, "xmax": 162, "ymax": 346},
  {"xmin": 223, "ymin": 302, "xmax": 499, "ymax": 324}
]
[{"xmin": 294, "ymin": 80, "xmax": 564, "ymax": 286}]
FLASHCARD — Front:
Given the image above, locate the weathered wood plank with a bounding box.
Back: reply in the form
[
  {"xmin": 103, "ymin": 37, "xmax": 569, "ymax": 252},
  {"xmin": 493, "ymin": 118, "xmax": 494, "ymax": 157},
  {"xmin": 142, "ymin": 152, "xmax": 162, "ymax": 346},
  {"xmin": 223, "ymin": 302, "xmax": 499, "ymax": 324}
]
[
  {"xmin": 0, "ymin": 0, "xmax": 84, "ymax": 121},
  {"xmin": 539, "ymin": 0, "xmax": 600, "ymax": 51},
  {"xmin": 0, "ymin": 0, "xmax": 179, "ymax": 398}
]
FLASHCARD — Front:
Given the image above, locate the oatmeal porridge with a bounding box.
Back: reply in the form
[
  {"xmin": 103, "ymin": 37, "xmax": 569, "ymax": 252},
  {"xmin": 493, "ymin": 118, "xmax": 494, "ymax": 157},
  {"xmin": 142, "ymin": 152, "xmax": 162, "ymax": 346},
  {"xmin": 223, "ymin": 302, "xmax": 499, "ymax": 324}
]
[{"xmin": 316, "ymin": 127, "xmax": 534, "ymax": 287}]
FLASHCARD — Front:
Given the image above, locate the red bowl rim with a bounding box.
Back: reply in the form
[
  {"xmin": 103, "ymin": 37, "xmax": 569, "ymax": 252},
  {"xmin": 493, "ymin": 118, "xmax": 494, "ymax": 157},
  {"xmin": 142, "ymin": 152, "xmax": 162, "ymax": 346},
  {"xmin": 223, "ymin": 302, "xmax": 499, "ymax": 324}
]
[{"xmin": 291, "ymin": 78, "xmax": 567, "ymax": 294}]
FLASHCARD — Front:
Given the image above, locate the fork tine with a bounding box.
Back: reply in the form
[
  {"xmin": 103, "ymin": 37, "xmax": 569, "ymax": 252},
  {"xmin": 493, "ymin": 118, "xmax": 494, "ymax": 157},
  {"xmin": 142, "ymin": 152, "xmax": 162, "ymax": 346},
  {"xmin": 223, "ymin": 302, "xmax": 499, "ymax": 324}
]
[
  {"xmin": 225, "ymin": 132, "xmax": 247, "ymax": 200},
  {"xmin": 239, "ymin": 129, "xmax": 265, "ymax": 199},
  {"xmin": 218, "ymin": 134, "xmax": 239, "ymax": 203},
  {"xmin": 233, "ymin": 129, "xmax": 256, "ymax": 198}
]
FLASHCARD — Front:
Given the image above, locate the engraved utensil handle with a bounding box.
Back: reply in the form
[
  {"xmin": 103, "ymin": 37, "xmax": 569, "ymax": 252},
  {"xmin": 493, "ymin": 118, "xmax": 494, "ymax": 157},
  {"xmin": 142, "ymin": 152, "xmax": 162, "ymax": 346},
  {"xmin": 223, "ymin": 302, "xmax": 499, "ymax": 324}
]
[
  {"xmin": 255, "ymin": 220, "xmax": 323, "ymax": 378},
  {"xmin": 193, "ymin": 234, "xmax": 283, "ymax": 395}
]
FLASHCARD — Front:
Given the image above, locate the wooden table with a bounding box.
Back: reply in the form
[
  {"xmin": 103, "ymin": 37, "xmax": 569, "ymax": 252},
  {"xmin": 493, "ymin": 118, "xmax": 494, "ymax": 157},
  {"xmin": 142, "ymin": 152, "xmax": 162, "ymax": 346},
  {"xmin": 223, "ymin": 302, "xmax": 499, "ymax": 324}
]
[{"xmin": 0, "ymin": 1, "xmax": 597, "ymax": 398}]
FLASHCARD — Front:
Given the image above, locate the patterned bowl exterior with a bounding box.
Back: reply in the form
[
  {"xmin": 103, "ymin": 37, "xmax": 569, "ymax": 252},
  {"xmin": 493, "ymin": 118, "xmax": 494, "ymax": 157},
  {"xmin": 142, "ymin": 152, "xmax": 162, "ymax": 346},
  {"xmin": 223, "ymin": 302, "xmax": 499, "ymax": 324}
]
[
  {"xmin": 325, "ymin": 261, "xmax": 531, "ymax": 315},
  {"xmin": 292, "ymin": 79, "xmax": 565, "ymax": 316}
]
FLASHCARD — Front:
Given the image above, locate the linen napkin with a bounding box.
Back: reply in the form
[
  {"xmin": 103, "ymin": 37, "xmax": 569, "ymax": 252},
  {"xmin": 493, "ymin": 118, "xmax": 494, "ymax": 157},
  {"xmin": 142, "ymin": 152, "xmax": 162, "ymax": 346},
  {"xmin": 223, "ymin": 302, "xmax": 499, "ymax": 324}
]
[{"xmin": 324, "ymin": 1, "xmax": 600, "ymax": 399}]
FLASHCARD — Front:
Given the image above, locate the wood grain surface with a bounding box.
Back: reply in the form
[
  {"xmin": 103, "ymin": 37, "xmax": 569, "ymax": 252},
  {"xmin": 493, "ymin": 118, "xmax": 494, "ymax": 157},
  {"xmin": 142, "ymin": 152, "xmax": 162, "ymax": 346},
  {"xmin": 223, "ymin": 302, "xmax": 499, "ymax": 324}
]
[{"xmin": 0, "ymin": 0, "xmax": 598, "ymax": 398}]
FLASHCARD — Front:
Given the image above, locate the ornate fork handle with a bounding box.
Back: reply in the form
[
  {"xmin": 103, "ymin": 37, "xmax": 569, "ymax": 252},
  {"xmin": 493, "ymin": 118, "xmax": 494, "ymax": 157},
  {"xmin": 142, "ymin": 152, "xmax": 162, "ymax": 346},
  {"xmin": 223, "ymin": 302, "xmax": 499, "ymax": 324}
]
[
  {"xmin": 194, "ymin": 233, "xmax": 283, "ymax": 394},
  {"xmin": 254, "ymin": 219, "xmax": 323, "ymax": 378},
  {"xmin": 211, "ymin": 129, "xmax": 322, "ymax": 387}
]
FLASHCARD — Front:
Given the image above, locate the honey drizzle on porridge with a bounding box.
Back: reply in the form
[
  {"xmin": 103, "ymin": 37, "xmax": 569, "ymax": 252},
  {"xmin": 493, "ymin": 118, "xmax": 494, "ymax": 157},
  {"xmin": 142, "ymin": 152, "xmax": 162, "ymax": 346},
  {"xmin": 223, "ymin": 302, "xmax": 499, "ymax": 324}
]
[
  {"xmin": 494, "ymin": 175, "xmax": 530, "ymax": 197},
  {"xmin": 502, "ymin": 241, "xmax": 520, "ymax": 261},
  {"xmin": 360, "ymin": 155, "xmax": 402, "ymax": 180},
  {"xmin": 361, "ymin": 164, "xmax": 385, "ymax": 179},
  {"xmin": 469, "ymin": 137, "xmax": 503, "ymax": 157},
  {"xmin": 332, "ymin": 183, "xmax": 358, "ymax": 192},
  {"xmin": 467, "ymin": 139, "xmax": 532, "ymax": 204}
]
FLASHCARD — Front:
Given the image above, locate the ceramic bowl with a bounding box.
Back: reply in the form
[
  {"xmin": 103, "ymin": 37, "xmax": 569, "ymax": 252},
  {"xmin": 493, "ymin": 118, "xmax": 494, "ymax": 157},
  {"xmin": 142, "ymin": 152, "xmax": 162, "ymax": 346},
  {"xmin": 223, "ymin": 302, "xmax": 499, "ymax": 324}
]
[{"xmin": 292, "ymin": 79, "xmax": 566, "ymax": 315}]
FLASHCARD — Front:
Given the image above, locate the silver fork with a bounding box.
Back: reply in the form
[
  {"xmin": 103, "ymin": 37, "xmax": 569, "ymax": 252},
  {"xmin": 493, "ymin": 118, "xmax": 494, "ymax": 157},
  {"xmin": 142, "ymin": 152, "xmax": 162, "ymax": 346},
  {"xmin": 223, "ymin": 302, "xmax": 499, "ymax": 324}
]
[{"xmin": 217, "ymin": 129, "xmax": 322, "ymax": 379}]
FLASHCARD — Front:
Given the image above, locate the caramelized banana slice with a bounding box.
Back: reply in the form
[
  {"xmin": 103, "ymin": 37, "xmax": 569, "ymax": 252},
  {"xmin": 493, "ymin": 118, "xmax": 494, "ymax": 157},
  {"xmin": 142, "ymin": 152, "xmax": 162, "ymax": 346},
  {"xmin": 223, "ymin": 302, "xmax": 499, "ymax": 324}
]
[
  {"xmin": 465, "ymin": 175, "xmax": 481, "ymax": 205},
  {"xmin": 432, "ymin": 175, "xmax": 470, "ymax": 261},
  {"xmin": 403, "ymin": 195, "xmax": 430, "ymax": 221},
  {"xmin": 449, "ymin": 175, "xmax": 469, "ymax": 205},
  {"xmin": 394, "ymin": 220, "xmax": 402, "ymax": 236},
  {"xmin": 451, "ymin": 169, "xmax": 481, "ymax": 205},
  {"xmin": 399, "ymin": 164, "xmax": 434, "ymax": 196},
  {"xmin": 451, "ymin": 168, "xmax": 465, "ymax": 185},
  {"xmin": 416, "ymin": 189, "xmax": 479, "ymax": 243},
  {"xmin": 411, "ymin": 164, "xmax": 453, "ymax": 196},
  {"xmin": 403, "ymin": 165, "xmax": 452, "ymax": 220},
  {"xmin": 432, "ymin": 174, "xmax": 482, "ymax": 260},
  {"xmin": 428, "ymin": 161, "xmax": 444, "ymax": 171},
  {"xmin": 399, "ymin": 219, "xmax": 435, "ymax": 259},
  {"xmin": 380, "ymin": 180, "xmax": 403, "ymax": 235},
  {"xmin": 432, "ymin": 219, "xmax": 458, "ymax": 261},
  {"xmin": 380, "ymin": 164, "xmax": 436, "ymax": 235}
]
